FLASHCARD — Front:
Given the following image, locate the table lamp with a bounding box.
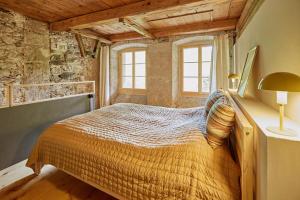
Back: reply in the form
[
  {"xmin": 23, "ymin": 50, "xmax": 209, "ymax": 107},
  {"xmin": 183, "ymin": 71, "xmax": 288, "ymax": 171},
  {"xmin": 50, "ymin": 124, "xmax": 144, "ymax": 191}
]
[
  {"xmin": 258, "ymin": 72, "xmax": 300, "ymax": 136},
  {"xmin": 228, "ymin": 73, "xmax": 240, "ymax": 89}
]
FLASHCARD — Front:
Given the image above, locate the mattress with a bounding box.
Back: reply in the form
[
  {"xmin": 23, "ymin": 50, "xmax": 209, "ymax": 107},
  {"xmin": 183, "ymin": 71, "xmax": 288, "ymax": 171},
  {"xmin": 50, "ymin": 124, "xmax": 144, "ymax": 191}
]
[{"xmin": 26, "ymin": 103, "xmax": 240, "ymax": 200}]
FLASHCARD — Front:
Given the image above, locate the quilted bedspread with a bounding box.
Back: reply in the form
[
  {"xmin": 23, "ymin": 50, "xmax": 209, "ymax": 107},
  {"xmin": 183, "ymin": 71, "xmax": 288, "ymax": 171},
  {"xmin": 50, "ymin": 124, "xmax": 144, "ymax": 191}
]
[{"xmin": 26, "ymin": 103, "xmax": 240, "ymax": 200}]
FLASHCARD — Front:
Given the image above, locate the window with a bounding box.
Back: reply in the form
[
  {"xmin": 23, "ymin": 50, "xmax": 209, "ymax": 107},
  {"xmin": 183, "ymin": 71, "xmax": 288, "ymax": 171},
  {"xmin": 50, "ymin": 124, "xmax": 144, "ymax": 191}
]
[
  {"xmin": 119, "ymin": 48, "xmax": 146, "ymax": 94},
  {"xmin": 180, "ymin": 43, "xmax": 213, "ymax": 95}
]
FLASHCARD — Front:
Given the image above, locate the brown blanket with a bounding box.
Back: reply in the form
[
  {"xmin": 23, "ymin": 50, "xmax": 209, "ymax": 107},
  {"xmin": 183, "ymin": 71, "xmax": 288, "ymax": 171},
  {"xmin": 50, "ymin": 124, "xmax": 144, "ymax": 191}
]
[{"xmin": 27, "ymin": 103, "xmax": 240, "ymax": 200}]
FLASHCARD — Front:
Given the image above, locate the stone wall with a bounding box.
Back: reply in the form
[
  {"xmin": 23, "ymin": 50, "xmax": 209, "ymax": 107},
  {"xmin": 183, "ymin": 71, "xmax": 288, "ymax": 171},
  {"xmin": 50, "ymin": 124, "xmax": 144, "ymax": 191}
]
[
  {"xmin": 49, "ymin": 32, "xmax": 98, "ymax": 83},
  {"xmin": 110, "ymin": 35, "xmax": 213, "ymax": 108},
  {"xmin": 0, "ymin": 8, "xmax": 50, "ymax": 85},
  {"xmin": 0, "ymin": 8, "xmax": 99, "ymax": 105},
  {"xmin": 147, "ymin": 40, "xmax": 173, "ymax": 107}
]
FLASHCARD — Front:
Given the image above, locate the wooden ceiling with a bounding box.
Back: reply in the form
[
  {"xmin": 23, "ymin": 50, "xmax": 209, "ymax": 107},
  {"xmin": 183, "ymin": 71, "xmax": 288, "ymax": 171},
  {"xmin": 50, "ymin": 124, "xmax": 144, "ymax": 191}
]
[{"xmin": 0, "ymin": 0, "xmax": 248, "ymax": 43}]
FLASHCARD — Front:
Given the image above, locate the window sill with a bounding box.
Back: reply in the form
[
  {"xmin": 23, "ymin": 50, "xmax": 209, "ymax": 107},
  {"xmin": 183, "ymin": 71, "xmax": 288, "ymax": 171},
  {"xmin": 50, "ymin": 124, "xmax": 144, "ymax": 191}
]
[
  {"xmin": 119, "ymin": 89, "xmax": 146, "ymax": 95},
  {"xmin": 180, "ymin": 92, "xmax": 209, "ymax": 98}
]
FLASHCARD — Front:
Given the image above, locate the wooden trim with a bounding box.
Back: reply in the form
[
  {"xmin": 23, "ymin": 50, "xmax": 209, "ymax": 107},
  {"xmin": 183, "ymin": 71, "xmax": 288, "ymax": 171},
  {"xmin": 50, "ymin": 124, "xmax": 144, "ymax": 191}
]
[
  {"xmin": 71, "ymin": 29, "xmax": 112, "ymax": 44},
  {"xmin": 236, "ymin": 0, "xmax": 265, "ymax": 36},
  {"xmin": 8, "ymin": 85, "xmax": 13, "ymax": 107},
  {"xmin": 119, "ymin": 18, "xmax": 154, "ymax": 39},
  {"xmin": 0, "ymin": 86, "xmax": 10, "ymax": 109},
  {"xmin": 74, "ymin": 33, "xmax": 86, "ymax": 57},
  {"xmin": 178, "ymin": 41, "xmax": 213, "ymax": 97},
  {"xmin": 8, "ymin": 81, "xmax": 95, "ymax": 107},
  {"xmin": 227, "ymin": 91, "xmax": 254, "ymax": 200},
  {"xmin": 10, "ymin": 81, "xmax": 95, "ymax": 88},
  {"xmin": 50, "ymin": 0, "xmax": 214, "ymax": 31},
  {"xmin": 118, "ymin": 48, "xmax": 147, "ymax": 95},
  {"xmin": 92, "ymin": 40, "xmax": 101, "ymax": 59},
  {"xmin": 110, "ymin": 19, "xmax": 237, "ymax": 42}
]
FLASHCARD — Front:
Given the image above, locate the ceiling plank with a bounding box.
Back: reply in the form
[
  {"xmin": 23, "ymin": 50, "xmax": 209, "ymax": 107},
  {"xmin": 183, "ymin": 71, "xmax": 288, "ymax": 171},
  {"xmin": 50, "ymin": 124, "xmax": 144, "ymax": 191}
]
[
  {"xmin": 0, "ymin": 1, "xmax": 62, "ymax": 22},
  {"xmin": 146, "ymin": 9, "xmax": 213, "ymax": 23},
  {"xmin": 71, "ymin": 29, "xmax": 112, "ymax": 44},
  {"xmin": 119, "ymin": 18, "xmax": 154, "ymax": 39},
  {"xmin": 109, "ymin": 18, "xmax": 237, "ymax": 42},
  {"xmin": 50, "ymin": 0, "xmax": 219, "ymax": 31}
]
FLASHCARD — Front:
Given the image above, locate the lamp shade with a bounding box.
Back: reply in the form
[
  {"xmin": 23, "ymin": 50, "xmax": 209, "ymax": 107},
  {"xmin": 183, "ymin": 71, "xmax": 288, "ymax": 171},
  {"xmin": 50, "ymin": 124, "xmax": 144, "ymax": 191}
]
[
  {"xmin": 258, "ymin": 72, "xmax": 300, "ymax": 92},
  {"xmin": 228, "ymin": 73, "xmax": 240, "ymax": 80}
]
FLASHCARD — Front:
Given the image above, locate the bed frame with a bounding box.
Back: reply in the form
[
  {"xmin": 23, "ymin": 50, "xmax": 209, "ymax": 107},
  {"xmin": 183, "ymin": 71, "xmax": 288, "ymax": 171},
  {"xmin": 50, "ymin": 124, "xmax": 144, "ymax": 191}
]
[{"xmin": 227, "ymin": 91, "xmax": 254, "ymax": 200}]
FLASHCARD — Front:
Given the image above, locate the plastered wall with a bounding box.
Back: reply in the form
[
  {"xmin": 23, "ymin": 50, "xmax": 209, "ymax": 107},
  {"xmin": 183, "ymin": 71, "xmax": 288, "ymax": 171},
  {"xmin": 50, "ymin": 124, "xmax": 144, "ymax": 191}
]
[
  {"xmin": 235, "ymin": 0, "xmax": 300, "ymax": 199},
  {"xmin": 235, "ymin": 0, "xmax": 300, "ymax": 123}
]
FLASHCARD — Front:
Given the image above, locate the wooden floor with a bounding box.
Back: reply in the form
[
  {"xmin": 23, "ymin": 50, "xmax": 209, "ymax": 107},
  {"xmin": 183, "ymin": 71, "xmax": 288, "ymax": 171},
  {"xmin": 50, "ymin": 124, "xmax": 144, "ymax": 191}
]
[{"xmin": 0, "ymin": 161, "xmax": 116, "ymax": 200}]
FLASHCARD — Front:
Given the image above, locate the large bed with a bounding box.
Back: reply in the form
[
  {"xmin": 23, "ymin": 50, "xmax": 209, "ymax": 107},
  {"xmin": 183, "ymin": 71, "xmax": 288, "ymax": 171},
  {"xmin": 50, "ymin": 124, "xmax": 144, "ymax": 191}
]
[{"xmin": 27, "ymin": 97, "xmax": 253, "ymax": 200}]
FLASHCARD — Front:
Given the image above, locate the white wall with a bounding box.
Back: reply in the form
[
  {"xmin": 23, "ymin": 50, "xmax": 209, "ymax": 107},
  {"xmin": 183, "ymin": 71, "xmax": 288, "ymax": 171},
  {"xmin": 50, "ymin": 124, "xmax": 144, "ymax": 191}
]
[{"xmin": 235, "ymin": 0, "xmax": 300, "ymax": 123}]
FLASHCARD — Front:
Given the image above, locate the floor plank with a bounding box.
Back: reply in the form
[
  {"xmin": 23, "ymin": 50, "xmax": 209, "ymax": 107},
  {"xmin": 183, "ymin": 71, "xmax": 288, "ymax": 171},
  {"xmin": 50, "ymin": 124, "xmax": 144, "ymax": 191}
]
[{"xmin": 0, "ymin": 164, "xmax": 116, "ymax": 200}]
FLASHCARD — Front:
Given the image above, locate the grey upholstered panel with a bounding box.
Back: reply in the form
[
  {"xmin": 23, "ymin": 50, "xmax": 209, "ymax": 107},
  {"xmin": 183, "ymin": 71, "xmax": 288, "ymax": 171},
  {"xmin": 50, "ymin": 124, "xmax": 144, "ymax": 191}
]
[{"xmin": 0, "ymin": 96, "xmax": 90, "ymax": 170}]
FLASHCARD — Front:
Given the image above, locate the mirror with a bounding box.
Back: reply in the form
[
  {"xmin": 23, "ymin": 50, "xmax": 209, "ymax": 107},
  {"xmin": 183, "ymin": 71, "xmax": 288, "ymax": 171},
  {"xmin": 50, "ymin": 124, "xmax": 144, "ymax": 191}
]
[{"xmin": 237, "ymin": 46, "xmax": 258, "ymax": 97}]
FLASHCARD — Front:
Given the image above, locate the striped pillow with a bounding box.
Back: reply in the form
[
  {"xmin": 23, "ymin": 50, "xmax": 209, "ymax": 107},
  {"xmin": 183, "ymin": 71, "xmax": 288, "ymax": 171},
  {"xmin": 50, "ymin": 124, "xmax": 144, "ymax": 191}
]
[
  {"xmin": 204, "ymin": 89, "xmax": 225, "ymax": 114},
  {"xmin": 206, "ymin": 96, "xmax": 235, "ymax": 148}
]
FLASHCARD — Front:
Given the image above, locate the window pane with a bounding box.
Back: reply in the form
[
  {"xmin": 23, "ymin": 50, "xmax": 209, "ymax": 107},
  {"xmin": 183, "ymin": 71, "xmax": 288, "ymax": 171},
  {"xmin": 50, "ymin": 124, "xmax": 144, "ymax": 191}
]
[
  {"xmin": 183, "ymin": 78, "xmax": 198, "ymax": 92},
  {"xmin": 135, "ymin": 77, "xmax": 146, "ymax": 89},
  {"xmin": 135, "ymin": 64, "xmax": 146, "ymax": 76},
  {"xmin": 183, "ymin": 48, "xmax": 198, "ymax": 62},
  {"xmin": 122, "ymin": 64, "xmax": 132, "ymax": 76},
  {"xmin": 202, "ymin": 77, "xmax": 210, "ymax": 93},
  {"xmin": 135, "ymin": 51, "xmax": 146, "ymax": 64},
  {"xmin": 122, "ymin": 52, "xmax": 132, "ymax": 64},
  {"xmin": 122, "ymin": 76, "xmax": 132, "ymax": 88},
  {"xmin": 184, "ymin": 62, "xmax": 198, "ymax": 77},
  {"xmin": 202, "ymin": 46, "xmax": 213, "ymax": 62},
  {"xmin": 202, "ymin": 62, "xmax": 211, "ymax": 77}
]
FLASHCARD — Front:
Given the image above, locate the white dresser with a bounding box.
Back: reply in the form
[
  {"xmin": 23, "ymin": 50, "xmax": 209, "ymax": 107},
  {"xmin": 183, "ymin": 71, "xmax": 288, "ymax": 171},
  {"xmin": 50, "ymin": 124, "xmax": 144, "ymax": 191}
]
[{"xmin": 230, "ymin": 92, "xmax": 300, "ymax": 200}]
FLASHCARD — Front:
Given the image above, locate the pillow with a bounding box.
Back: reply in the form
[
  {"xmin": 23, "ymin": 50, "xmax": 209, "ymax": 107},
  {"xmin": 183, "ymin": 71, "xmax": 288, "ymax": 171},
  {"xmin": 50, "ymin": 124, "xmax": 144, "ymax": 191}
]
[
  {"xmin": 204, "ymin": 89, "xmax": 225, "ymax": 114},
  {"xmin": 206, "ymin": 96, "xmax": 235, "ymax": 148}
]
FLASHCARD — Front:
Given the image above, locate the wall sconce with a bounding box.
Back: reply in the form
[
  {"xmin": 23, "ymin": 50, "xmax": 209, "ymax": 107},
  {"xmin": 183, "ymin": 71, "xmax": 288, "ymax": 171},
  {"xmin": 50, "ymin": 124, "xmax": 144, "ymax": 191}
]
[
  {"xmin": 228, "ymin": 73, "xmax": 240, "ymax": 89},
  {"xmin": 258, "ymin": 72, "xmax": 300, "ymax": 136}
]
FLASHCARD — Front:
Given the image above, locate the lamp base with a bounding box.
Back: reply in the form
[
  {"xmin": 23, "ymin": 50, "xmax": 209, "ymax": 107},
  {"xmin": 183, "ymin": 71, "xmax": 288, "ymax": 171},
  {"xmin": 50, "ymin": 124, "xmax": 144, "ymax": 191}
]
[{"xmin": 267, "ymin": 126, "xmax": 297, "ymax": 136}]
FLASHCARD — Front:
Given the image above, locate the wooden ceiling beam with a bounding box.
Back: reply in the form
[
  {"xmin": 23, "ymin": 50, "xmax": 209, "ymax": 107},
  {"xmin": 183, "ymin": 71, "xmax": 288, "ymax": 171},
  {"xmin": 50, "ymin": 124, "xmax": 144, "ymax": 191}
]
[
  {"xmin": 50, "ymin": 0, "xmax": 216, "ymax": 31},
  {"xmin": 109, "ymin": 32, "xmax": 145, "ymax": 42},
  {"xmin": 109, "ymin": 18, "xmax": 237, "ymax": 42},
  {"xmin": 74, "ymin": 34, "xmax": 86, "ymax": 57},
  {"xmin": 71, "ymin": 29, "xmax": 112, "ymax": 44},
  {"xmin": 119, "ymin": 18, "xmax": 154, "ymax": 39}
]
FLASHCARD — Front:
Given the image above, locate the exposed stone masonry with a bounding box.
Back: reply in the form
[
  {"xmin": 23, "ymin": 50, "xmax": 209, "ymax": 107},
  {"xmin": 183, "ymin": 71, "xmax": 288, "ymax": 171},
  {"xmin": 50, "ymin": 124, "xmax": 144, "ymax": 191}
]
[
  {"xmin": 49, "ymin": 32, "xmax": 97, "ymax": 83},
  {"xmin": 0, "ymin": 8, "xmax": 98, "ymax": 106}
]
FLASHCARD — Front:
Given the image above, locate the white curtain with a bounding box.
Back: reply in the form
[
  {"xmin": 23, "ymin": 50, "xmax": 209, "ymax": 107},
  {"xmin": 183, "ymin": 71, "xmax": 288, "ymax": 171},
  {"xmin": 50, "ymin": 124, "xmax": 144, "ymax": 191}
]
[
  {"xmin": 210, "ymin": 34, "xmax": 230, "ymax": 93},
  {"xmin": 99, "ymin": 45, "xmax": 110, "ymax": 107}
]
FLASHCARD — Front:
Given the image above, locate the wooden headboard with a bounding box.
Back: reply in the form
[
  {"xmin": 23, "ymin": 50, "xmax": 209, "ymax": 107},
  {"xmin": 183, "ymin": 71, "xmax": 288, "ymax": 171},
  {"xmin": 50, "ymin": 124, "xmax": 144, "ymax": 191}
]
[{"xmin": 227, "ymin": 91, "xmax": 254, "ymax": 200}]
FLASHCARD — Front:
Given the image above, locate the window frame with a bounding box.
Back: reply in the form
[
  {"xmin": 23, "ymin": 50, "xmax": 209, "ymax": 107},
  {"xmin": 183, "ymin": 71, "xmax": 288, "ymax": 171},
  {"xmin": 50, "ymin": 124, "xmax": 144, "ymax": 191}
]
[
  {"xmin": 118, "ymin": 47, "xmax": 147, "ymax": 95},
  {"xmin": 179, "ymin": 41, "xmax": 213, "ymax": 97}
]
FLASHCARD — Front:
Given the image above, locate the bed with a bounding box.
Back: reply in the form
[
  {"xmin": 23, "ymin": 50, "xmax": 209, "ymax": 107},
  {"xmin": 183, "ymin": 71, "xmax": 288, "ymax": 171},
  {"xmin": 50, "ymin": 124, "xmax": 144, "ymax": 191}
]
[{"xmin": 26, "ymin": 93, "xmax": 254, "ymax": 200}]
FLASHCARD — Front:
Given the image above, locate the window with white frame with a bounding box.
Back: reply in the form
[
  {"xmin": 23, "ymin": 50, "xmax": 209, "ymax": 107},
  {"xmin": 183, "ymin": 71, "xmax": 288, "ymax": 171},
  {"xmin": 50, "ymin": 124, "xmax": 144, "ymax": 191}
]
[
  {"xmin": 180, "ymin": 43, "xmax": 213, "ymax": 95},
  {"xmin": 119, "ymin": 49, "xmax": 146, "ymax": 93}
]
